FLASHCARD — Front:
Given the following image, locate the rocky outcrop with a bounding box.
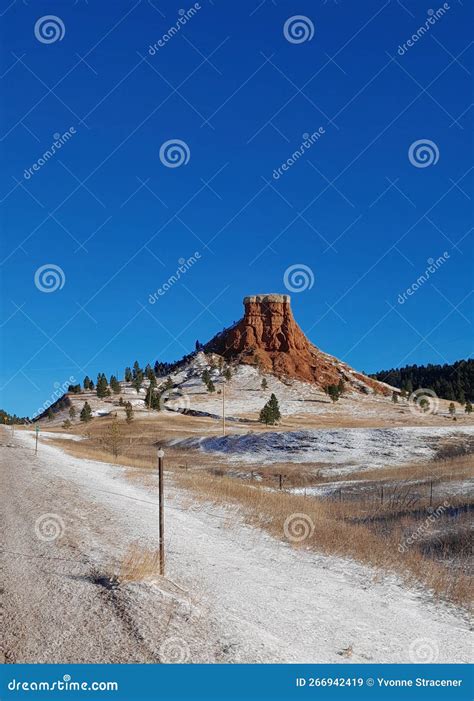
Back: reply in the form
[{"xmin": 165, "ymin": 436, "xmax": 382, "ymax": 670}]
[{"xmin": 204, "ymin": 294, "xmax": 390, "ymax": 395}]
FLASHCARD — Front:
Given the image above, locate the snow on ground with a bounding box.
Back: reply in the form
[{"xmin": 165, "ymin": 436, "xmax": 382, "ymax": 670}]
[
  {"xmin": 173, "ymin": 426, "xmax": 474, "ymax": 475},
  {"xmin": 13, "ymin": 429, "xmax": 473, "ymax": 663}
]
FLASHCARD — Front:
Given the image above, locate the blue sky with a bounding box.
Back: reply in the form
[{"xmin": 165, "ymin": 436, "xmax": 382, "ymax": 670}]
[{"xmin": 0, "ymin": 0, "xmax": 472, "ymax": 416}]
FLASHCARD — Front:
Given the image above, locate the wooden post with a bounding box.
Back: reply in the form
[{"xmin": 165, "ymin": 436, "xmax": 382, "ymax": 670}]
[
  {"xmin": 222, "ymin": 381, "xmax": 226, "ymax": 437},
  {"xmin": 380, "ymin": 486, "xmax": 384, "ymax": 505},
  {"xmin": 279, "ymin": 474, "xmax": 282, "ymax": 490},
  {"xmin": 157, "ymin": 448, "xmax": 165, "ymax": 576},
  {"xmin": 339, "ymin": 488, "xmax": 342, "ymax": 502}
]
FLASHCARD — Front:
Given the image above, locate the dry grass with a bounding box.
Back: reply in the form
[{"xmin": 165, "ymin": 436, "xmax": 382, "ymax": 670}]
[
  {"xmin": 37, "ymin": 417, "xmax": 473, "ymax": 608},
  {"xmin": 119, "ymin": 541, "xmax": 162, "ymax": 582},
  {"xmin": 173, "ymin": 469, "xmax": 473, "ymax": 609}
]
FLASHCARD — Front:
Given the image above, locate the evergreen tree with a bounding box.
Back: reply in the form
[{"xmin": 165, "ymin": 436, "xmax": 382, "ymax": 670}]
[
  {"xmin": 132, "ymin": 361, "xmax": 142, "ymax": 379},
  {"xmin": 207, "ymin": 380, "xmax": 216, "ymax": 393},
  {"xmin": 163, "ymin": 376, "xmax": 173, "ymax": 391},
  {"xmin": 110, "ymin": 375, "xmax": 121, "ymax": 394},
  {"xmin": 337, "ymin": 379, "xmax": 345, "ymax": 396},
  {"xmin": 202, "ymin": 369, "xmax": 211, "ymax": 386},
  {"xmin": 125, "ymin": 402, "xmax": 133, "ymax": 423},
  {"xmin": 69, "ymin": 406, "xmax": 76, "ymax": 420},
  {"xmin": 465, "ymin": 400, "xmax": 473, "ymax": 414},
  {"xmin": 392, "ymin": 391, "xmax": 398, "ymax": 403},
  {"xmin": 83, "ymin": 376, "xmax": 91, "ymax": 390},
  {"xmin": 132, "ymin": 375, "xmax": 143, "ymax": 394},
  {"xmin": 326, "ymin": 384, "xmax": 341, "ymax": 402},
  {"xmin": 62, "ymin": 419, "xmax": 71, "ymax": 429},
  {"xmin": 261, "ymin": 378, "xmax": 268, "ymax": 390},
  {"xmin": 47, "ymin": 408, "xmax": 54, "ymax": 421},
  {"xmin": 449, "ymin": 402, "xmax": 456, "ymax": 416},
  {"xmin": 96, "ymin": 374, "xmax": 109, "ymax": 398},
  {"xmin": 124, "ymin": 367, "xmax": 132, "ymax": 382},
  {"xmin": 145, "ymin": 378, "xmax": 161, "ymax": 410},
  {"xmin": 80, "ymin": 401, "xmax": 92, "ymax": 423},
  {"xmin": 224, "ymin": 367, "xmax": 232, "ymax": 382},
  {"xmin": 259, "ymin": 393, "xmax": 281, "ymax": 425}
]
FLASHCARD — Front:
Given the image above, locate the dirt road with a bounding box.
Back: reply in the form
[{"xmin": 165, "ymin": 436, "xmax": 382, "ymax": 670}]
[{"xmin": 1, "ymin": 426, "xmax": 471, "ymax": 663}]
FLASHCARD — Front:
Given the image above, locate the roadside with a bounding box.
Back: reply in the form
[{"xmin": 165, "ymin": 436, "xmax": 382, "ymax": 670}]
[{"xmin": 1, "ymin": 426, "xmax": 472, "ymax": 663}]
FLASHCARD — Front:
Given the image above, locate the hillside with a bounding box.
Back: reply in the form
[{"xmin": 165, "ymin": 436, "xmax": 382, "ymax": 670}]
[{"xmin": 371, "ymin": 359, "xmax": 473, "ymax": 403}]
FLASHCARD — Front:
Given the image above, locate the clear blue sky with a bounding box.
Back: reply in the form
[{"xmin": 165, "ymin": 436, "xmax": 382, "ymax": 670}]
[{"xmin": 0, "ymin": 0, "xmax": 472, "ymax": 417}]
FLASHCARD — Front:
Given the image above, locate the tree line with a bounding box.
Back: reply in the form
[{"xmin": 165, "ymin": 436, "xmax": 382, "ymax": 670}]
[{"xmin": 370, "ymin": 358, "xmax": 473, "ymax": 403}]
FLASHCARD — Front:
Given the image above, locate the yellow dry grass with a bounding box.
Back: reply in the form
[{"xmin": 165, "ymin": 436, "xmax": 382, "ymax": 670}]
[{"xmin": 119, "ymin": 541, "xmax": 162, "ymax": 582}]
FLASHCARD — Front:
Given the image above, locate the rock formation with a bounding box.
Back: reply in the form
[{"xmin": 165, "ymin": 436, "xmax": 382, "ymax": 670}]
[{"xmin": 204, "ymin": 294, "xmax": 390, "ymax": 395}]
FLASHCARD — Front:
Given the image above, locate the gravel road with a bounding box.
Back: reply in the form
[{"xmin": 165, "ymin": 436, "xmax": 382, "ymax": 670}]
[{"xmin": 1, "ymin": 426, "xmax": 472, "ymax": 664}]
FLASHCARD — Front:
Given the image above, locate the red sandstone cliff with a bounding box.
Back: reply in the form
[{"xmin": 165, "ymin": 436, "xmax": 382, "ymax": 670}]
[{"xmin": 204, "ymin": 294, "xmax": 390, "ymax": 395}]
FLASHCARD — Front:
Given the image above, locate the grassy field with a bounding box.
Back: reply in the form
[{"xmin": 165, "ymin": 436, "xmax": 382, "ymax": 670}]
[{"xmin": 26, "ymin": 414, "xmax": 473, "ymax": 609}]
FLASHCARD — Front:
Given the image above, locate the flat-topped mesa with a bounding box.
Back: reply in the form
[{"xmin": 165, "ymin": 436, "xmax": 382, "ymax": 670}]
[{"xmin": 204, "ymin": 294, "xmax": 390, "ymax": 394}]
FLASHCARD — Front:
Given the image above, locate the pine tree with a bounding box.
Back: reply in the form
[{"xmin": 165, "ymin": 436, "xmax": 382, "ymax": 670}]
[
  {"xmin": 132, "ymin": 361, "xmax": 141, "ymax": 379},
  {"xmin": 465, "ymin": 401, "xmax": 473, "ymax": 414},
  {"xmin": 80, "ymin": 402, "xmax": 92, "ymax": 423},
  {"xmin": 124, "ymin": 367, "xmax": 132, "ymax": 382},
  {"xmin": 224, "ymin": 367, "xmax": 232, "ymax": 382},
  {"xmin": 62, "ymin": 419, "xmax": 71, "ymax": 429},
  {"xmin": 202, "ymin": 369, "xmax": 211, "ymax": 386},
  {"xmin": 104, "ymin": 417, "xmax": 121, "ymax": 460},
  {"xmin": 47, "ymin": 408, "xmax": 54, "ymax": 421},
  {"xmin": 259, "ymin": 394, "xmax": 280, "ymax": 425},
  {"xmin": 96, "ymin": 374, "xmax": 108, "ymax": 398},
  {"xmin": 207, "ymin": 380, "xmax": 216, "ymax": 393},
  {"xmin": 110, "ymin": 375, "xmax": 121, "ymax": 394},
  {"xmin": 163, "ymin": 377, "xmax": 173, "ymax": 391},
  {"xmin": 337, "ymin": 379, "xmax": 345, "ymax": 396},
  {"xmin": 125, "ymin": 402, "xmax": 133, "ymax": 423},
  {"xmin": 261, "ymin": 378, "xmax": 268, "ymax": 390},
  {"xmin": 132, "ymin": 375, "xmax": 142, "ymax": 394},
  {"xmin": 69, "ymin": 406, "xmax": 76, "ymax": 420},
  {"xmin": 449, "ymin": 402, "xmax": 456, "ymax": 417},
  {"xmin": 83, "ymin": 376, "xmax": 91, "ymax": 390},
  {"xmin": 326, "ymin": 384, "xmax": 341, "ymax": 402},
  {"xmin": 392, "ymin": 391, "xmax": 398, "ymax": 403}
]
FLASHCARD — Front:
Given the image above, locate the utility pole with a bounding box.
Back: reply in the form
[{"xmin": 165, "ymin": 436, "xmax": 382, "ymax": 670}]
[
  {"xmin": 222, "ymin": 381, "xmax": 226, "ymax": 436},
  {"xmin": 157, "ymin": 448, "xmax": 165, "ymax": 576}
]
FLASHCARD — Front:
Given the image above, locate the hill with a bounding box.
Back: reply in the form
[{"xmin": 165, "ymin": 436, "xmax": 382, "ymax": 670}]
[{"xmin": 370, "ymin": 359, "xmax": 473, "ymax": 403}]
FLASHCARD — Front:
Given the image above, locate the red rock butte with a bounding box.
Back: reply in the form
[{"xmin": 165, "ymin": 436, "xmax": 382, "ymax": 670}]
[{"xmin": 205, "ymin": 294, "xmax": 389, "ymax": 395}]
